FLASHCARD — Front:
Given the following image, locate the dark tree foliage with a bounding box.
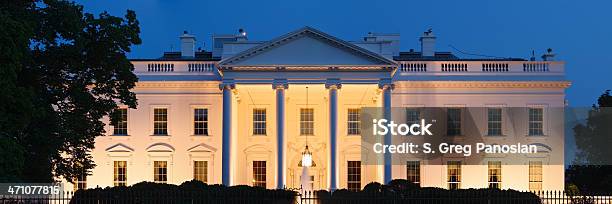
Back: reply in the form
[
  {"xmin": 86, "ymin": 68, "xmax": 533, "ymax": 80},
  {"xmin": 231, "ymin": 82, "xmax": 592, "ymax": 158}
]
[
  {"xmin": 568, "ymin": 90, "xmax": 612, "ymax": 194},
  {"xmin": 566, "ymin": 165, "xmax": 612, "ymax": 194},
  {"xmin": 573, "ymin": 90, "xmax": 612, "ymax": 164},
  {"xmin": 0, "ymin": 0, "xmax": 140, "ymax": 182}
]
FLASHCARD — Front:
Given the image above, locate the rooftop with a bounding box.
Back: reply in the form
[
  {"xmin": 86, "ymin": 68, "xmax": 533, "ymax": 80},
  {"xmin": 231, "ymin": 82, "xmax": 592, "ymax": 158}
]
[{"xmin": 130, "ymin": 27, "xmax": 555, "ymax": 63}]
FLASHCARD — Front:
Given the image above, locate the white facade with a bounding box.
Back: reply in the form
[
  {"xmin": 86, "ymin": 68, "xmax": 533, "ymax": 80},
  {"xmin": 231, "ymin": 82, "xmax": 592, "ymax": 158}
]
[{"xmin": 63, "ymin": 27, "xmax": 569, "ymax": 192}]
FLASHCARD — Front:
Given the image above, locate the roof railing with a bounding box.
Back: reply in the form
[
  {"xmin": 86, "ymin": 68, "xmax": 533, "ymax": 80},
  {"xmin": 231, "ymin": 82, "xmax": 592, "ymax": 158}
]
[
  {"xmin": 398, "ymin": 61, "xmax": 563, "ymax": 74},
  {"xmin": 134, "ymin": 61, "xmax": 217, "ymax": 73}
]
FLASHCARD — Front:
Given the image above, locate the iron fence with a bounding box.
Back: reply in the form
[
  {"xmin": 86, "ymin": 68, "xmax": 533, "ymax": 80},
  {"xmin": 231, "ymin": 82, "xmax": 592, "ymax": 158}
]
[
  {"xmin": 298, "ymin": 190, "xmax": 612, "ymax": 204},
  {"xmin": 1, "ymin": 190, "xmax": 611, "ymax": 204},
  {"xmin": 0, "ymin": 190, "xmax": 295, "ymax": 204}
]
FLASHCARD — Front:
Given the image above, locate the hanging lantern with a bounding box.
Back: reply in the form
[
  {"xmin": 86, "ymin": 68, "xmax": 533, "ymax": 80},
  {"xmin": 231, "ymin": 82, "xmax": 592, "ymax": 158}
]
[
  {"xmin": 301, "ymin": 86, "xmax": 313, "ymax": 168},
  {"xmin": 301, "ymin": 145, "xmax": 312, "ymax": 167}
]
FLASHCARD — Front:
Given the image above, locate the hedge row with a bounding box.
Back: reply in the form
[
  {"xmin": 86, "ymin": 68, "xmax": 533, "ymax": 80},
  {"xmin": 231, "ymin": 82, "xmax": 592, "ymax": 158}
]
[
  {"xmin": 70, "ymin": 180, "xmax": 296, "ymax": 204},
  {"xmin": 313, "ymin": 179, "xmax": 541, "ymax": 204}
]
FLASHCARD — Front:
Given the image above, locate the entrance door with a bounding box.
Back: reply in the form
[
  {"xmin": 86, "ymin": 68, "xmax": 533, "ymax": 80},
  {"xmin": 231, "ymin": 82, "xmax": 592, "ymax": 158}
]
[
  {"xmin": 300, "ymin": 174, "xmax": 314, "ymax": 189},
  {"xmin": 290, "ymin": 160, "xmax": 321, "ymax": 190}
]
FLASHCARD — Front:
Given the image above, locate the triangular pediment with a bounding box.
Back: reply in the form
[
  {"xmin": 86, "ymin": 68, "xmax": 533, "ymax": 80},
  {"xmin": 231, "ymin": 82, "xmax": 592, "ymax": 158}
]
[
  {"xmin": 219, "ymin": 27, "xmax": 396, "ymax": 68},
  {"xmin": 187, "ymin": 143, "xmax": 218, "ymax": 152},
  {"xmin": 106, "ymin": 143, "xmax": 134, "ymax": 152}
]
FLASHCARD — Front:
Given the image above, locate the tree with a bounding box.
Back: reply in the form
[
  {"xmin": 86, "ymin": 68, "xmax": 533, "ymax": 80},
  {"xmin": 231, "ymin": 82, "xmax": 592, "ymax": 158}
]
[
  {"xmin": 568, "ymin": 90, "xmax": 612, "ymax": 193},
  {"xmin": 573, "ymin": 90, "xmax": 612, "ymax": 164},
  {"xmin": 0, "ymin": 1, "xmax": 33, "ymax": 182},
  {"xmin": 0, "ymin": 0, "xmax": 141, "ymax": 182}
]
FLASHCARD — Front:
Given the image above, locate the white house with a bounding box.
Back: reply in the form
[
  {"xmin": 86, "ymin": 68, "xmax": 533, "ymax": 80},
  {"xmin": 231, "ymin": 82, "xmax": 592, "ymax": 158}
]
[{"xmin": 64, "ymin": 27, "xmax": 569, "ymax": 192}]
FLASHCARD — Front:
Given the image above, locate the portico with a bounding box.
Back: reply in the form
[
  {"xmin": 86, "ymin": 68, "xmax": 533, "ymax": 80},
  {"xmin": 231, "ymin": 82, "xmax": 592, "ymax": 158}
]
[{"xmin": 217, "ymin": 27, "xmax": 396, "ymax": 189}]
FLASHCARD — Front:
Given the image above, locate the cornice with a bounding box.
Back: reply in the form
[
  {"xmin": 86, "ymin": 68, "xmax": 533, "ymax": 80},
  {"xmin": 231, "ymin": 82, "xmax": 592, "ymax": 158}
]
[
  {"xmin": 135, "ymin": 81, "xmax": 221, "ymax": 89},
  {"xmin": 133, "ymin": 80, "xmax": 571, "ymax": 89},
  {"xmin": 394, "ymin": 81, "xmax": 571, "ymax": 89}
]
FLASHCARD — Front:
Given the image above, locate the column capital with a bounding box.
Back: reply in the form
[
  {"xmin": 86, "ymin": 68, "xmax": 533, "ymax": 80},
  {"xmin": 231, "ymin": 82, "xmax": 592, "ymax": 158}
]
[
  {"xmin": 219, "ymin": 83, "xmax": 236, "ymax": 90},
  {"xmin": 378, "ymin": 83, "xmax": 395, "ymax": 90},
  {"xmin": 272, "ymin": 79, "xmax": 288, "ymax": 90},
  {"xmin": 378, "ymin": 78, "xmax": 395, "ymax": 90},
  {"xmin": 325, "ymin": 78, "xmax": 342, "ymax": 89}
]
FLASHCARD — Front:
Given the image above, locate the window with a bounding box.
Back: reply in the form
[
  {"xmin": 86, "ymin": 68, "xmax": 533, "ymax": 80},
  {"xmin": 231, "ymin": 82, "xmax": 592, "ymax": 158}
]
[
  {"xmin": 447, "ymin": 108, "xmax": 462, "ymax": 136},
  {"xmin": 406, "ymin": 161, "xmax": 421, "ymax": 186},
  {"xmin": 154, "ymin": 161, "xmax": 168, "ymax": 184},
  {"xmin": 447, "ymin": 161, "xmax": 461, "ymax": 190},
  {"xmin": 406, "ymin": 108, "xmax": 421, "ymax": 126},
  {"xmin": 347, "ymin": 109, "xmax": 361, "ymax": 135},
  {"xmin": 253, "ymin": 109, "xmax": 267, "ymax": 135},
  {"xmin": 74, "ymin": 173, "xmax": 87, "ymax": 191},
  {"xmin": 528, "ymin": 108, "xmax": 544, "ymax": 136},
  {"xmin": 347, "ymin": 161, "xmax": 361, "ymax": 191},
  {"xmin": 153, "ymin": 108, "xmax": 168, "ymax": 135},
  {"xmin": 488, "ymin": 161, "xmax": 502, "ymax": 189},
  {"xmin": 252, "ymin": 161, "xmax": 266, "ymax": 188},
  {"xmin": 113, "ymin": 108, "xmax": 128, "ymax": 135},
  {"xmin": 487, "ymin": 108, "xmax": 502, "ymax": 136},
  {"xmin": 300, "ymin": 108, "xmax": 314, "ymax": 135},
  {"xmin": 113, "ymin": 161, "xmax": 127, "ymax": 187},
  {"xmin": 194, "ymin": 108, "xmax": 209, "ymax": 135},
  {"xmin": 194, "ymin": 161, "xmax": 208, "ymax": 183},
  {"xmin": 529, "ymin": 161, "xmax": 543, "ymax": 191}
]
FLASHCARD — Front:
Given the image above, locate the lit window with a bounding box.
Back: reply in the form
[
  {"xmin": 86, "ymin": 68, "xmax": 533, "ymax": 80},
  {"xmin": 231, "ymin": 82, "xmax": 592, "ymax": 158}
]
[
  {"xmin": 347, "ymin": 161, "xmax": 361, "ymax": 191},
  {"xmin": 154, "ymin": 161, "xmax": 167, "ymax": 184},
  {"xmin": 253, "ymin": 109, "xmax": 267, "ymax": 135},
  {"xmin": 406, "ymin": 161, "xmax": 420, "ymax": 186},
  {"xmin": 194, "ymin": 108, "xmax": 209, "ymax": 135},
  {"xmin": 113, "ymin": 161, "xmax": 127, "ymax": 187},
  {"xmin": 406, "ymin": 108, "xmax": 421, "ymax": 126},
  {"xmin": 487, "ymin": 108, "xmax": 502, "ymax": 136},
  {"xmin": 113, "ymin": 108, "xmax": 128, "ymax": 135},
  {"xmin": 194, "ymin": 161, "xmax": 208, "ymax": 183},
  {"xmin": 253, "ymin": 161, "xmax": 266, "ymax": 188},
  {"xmin": 447, "ymin": 161, "xmax": 461, "ymax": 190},
  {"xmin": 300, "ymin": 108, "xmax": 314, "ymax": 135},
  {"xmin": 447, "ymin": 108, "xmax": 462, "ymax": 136},
  {"xmin": 528, "ymin": 108, "xmax": 544, "ymax": 136},
  {"xmin": 347, "ymin": 109, "xmax": 361, "ymax": 135},
  {"xmin": 153, "ymin": 108, "xmax": 168, "ymax": 135},
  {"xmin": 529, "ymin": 161, "xmax": 543, "ymax": 191},
  {"xmin": 488, "ymin": 161, "xmax": 502, "ymax": 189},
  {"xmin": 73, "ymin": 172, "xmax": 87, "ymax": 191}
]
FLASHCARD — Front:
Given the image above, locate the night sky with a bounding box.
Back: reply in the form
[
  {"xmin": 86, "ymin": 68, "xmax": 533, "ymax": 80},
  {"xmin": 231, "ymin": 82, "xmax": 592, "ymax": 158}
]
[{"xmin": 76, "ymin": 0, "xmax": 612, "ymax": 107}]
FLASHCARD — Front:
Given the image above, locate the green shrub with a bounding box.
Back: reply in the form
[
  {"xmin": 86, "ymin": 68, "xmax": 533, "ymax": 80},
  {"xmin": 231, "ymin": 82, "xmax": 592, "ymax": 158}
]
[
  {"xmin": 70, "ymin": 180, "xmax": 297, "ymax": 204},
  {"xmin": 313, "ymin": 179, "xmax": 541, "ymax": 204}
]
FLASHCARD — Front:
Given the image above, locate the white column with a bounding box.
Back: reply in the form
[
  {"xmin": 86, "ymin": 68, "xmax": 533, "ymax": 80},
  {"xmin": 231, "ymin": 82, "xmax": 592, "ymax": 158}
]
[
  {"xmin": 326, "ymin": 80, "xmax": 341, "ymax": 190},
  {"xmin": 274, "ymin": 81, "xmax": 288, "ymax": 189},
  {"xmin": 220, "ymin": 83, "xmax": 235, "ymax": 186}
]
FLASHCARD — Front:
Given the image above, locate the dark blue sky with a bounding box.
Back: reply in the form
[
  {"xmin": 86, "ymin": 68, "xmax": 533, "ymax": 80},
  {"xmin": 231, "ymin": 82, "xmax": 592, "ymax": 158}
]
[{"xmin": 76, "ymin": 0, "xmax": 611, "ymax": 106}]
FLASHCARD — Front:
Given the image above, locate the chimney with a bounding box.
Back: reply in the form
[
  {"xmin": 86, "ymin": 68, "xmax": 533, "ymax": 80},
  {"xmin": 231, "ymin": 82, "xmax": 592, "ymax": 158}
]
[
  {"xmin": 364, "ymin": 32, "xmax": 376, "ymax": 42},
  {"xmin": 420, "ymin": 28, "xmax": 436, "ymax": 57},
  {"xmin": 180, "ymin": 31, "xmax": 196, "ymax": 57},
  {"xmin": 541, "ymin": 48, "xmax": 555, "ymax": 61}
]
